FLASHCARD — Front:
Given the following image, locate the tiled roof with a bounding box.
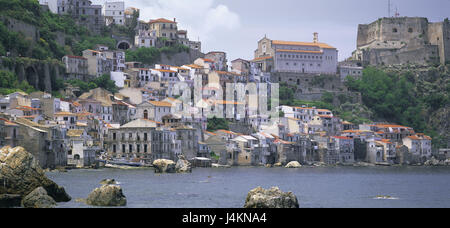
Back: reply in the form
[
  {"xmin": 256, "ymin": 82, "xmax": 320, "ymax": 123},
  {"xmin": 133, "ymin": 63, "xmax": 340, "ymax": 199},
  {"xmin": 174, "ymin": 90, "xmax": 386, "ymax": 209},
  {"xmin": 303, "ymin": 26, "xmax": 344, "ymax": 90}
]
[
  {"xmin": 149, "ymin": 18, "xmax": 177, "ymax": 24},
  {"xmin": 67, "ymin": 129, "xmax": 84, "ymax": 137},
  {"xmin": 276, "ymin": 49, "xmax": 323, "ymax": 54},
  {"xmin": 332, "ymin": 136, "xmax": 353, "ymax": 140},
  {"xmin": 251, "ymin": 56, "xmax": 273, "ymax": 62},
  {"xmin": 272, "ymin": 40, "xmax": 336, "ymax": 49},
  {"xmin": 148, "ymin": 101, "xmax": 173, "ymax": 107},
  {"xmin": 54, "ymin": 112, "xmax": 76, "ymax": 116},
  {"xmin": 66, "ymin": 55, "xmax": 87, "ymax": 60}
]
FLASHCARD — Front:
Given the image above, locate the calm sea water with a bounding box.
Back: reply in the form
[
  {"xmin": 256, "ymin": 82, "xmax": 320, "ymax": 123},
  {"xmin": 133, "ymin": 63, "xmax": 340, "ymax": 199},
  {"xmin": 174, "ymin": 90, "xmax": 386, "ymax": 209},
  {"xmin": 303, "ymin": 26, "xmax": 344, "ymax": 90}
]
[{"xmin": 46, "ymin": 166, "xmax": 450, "ymax": 208}]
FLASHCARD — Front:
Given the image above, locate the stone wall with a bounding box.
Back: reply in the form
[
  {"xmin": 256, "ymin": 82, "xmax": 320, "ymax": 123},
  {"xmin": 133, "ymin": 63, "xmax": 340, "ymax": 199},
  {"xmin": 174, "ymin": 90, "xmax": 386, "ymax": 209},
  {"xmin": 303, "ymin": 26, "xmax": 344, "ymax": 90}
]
[
  {"xmin": 365, "ymin": 45, "xmax": 440, "ymax": 65},
  {"xmin": 0, "ymin": 57, "xmax": 64, "ymax": 92},
  {"xmin": 357, "ymin": 17, "xmax": 430, "ymax": 48},
  {"xmin": 356, "ymin": 17, "xmax": 450, "ymax": 65},
  {"xmin": 159, "ymin": 49, "xmax": 205, "ymax": 67},
  {"xmin": 271, "ymin": 72, "xmax": 361, "ymax": 105},
  {"xmin": 0, "ymin": 16, "xmax": 39, "ymax": 42}
]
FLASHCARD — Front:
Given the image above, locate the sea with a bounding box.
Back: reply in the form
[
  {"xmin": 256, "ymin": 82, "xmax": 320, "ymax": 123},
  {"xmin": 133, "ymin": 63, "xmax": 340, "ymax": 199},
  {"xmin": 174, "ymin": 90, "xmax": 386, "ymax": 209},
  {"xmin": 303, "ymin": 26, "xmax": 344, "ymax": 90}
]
[{"xmin": 46, "ymin": 166, "xmax": 450, "ymax": 208}]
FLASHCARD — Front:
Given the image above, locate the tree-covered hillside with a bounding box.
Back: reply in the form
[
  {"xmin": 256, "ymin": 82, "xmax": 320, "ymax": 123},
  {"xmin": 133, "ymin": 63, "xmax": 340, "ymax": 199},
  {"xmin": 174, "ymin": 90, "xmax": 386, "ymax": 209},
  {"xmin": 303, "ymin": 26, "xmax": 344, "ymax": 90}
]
[{"xmin": 346, "ymin": 65, "xmax": 450, "ymax": 148}]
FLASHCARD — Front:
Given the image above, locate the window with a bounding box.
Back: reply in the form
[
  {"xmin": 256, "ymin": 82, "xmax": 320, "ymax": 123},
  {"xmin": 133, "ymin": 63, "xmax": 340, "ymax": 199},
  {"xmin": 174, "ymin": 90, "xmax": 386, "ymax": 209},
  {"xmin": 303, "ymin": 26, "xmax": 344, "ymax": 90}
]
[
  {"xmin": 393, "ymin": 28, "xmax": 398, "ymax": 33},
  {"xmin": 129, "ymin": 144, "xmax": 133, "ymax": 153},
  {"xmin": 408, "ymin": 28, "xmax": 413, "ymax": 33}
]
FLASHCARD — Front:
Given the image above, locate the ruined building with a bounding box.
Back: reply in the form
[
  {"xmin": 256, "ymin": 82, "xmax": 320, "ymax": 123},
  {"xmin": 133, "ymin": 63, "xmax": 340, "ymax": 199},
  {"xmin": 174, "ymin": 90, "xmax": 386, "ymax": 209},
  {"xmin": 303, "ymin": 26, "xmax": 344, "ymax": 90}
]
[{"xmin": 353, "ymin": 17, "xmax": 450, "ymax": 65}]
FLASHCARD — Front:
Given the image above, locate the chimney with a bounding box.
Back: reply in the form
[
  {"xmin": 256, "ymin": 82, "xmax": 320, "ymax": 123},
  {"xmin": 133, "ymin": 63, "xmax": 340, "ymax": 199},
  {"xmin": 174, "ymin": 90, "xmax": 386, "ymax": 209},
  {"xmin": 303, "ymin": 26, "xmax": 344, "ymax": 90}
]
[
  {"xmin": 174, "ymin": 18, "xmax": 176, "ymax": 22},
  {"xmin": 313, "ymin": 32, "xmax": 318, "ymax": 43}
]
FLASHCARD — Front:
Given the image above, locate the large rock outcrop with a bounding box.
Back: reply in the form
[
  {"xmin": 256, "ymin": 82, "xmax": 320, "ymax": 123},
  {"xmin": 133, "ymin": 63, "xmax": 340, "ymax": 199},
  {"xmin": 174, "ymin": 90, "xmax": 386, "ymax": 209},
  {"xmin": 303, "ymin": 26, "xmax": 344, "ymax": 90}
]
[
  {"xmin": 0, "ymin": 194, "xmax": 22, "ymax": 208},
  {"xmin": 21, "ymin": 187, "xmax": 56, "ymax": 208},
  {"xmin": 175, "ymin": 155, "xmax": 192, "ymax": 173},
  {"xmin": 153, "ymin": 159, "xmax": 176, "ymax": 173},
  {"xmin": 86, "ymin": 184, "xmax": 127, "ymax": 207},
  {"xmin": 100, "ymin": 179, "xmax": 118, "ymax": 185},
  {"xmin": 285, "ymin": 161, "xmax": 302, "ymax": 168},
  {"xmin": 244, "ymin": 187, "xmax": 299, "ymax": 208},
  {"xmin": 0, "ymin": 146, "xmax": 71, "ymax": 202}
]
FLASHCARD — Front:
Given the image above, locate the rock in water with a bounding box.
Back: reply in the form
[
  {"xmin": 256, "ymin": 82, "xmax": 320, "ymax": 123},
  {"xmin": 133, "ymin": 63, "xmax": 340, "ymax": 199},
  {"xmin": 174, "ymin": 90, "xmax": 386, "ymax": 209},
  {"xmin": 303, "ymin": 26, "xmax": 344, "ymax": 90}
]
[
  {"xmin": 86, "ymin": 185, "xmax": 127, "ymax": 207},
  {"xmin": 21, "ymin": 187, "xmax": 57, "ymax": 208},
  {"xmin": 285, "ymin": 161, "xmax": 302, "ymax": 168},
  {"xmin": 244, "ymin": 186, "xmax": 299, "ymax": 208},
  {"xmin": 0, "ymin": 194, "xmax": 22, "ymax": 208},
  {"xmin": 175, "ymin": 155, "xmax": 192, "ymax": 173},
  {"xmin": 153, "ymin": 159, "xmax": 176, "ymax": 173},
  {"xmin": 0, "ymin": 146, "xmax": 71, "ymax": 202},
  {"xmin": 100, "ymin": 179, "xmax": 117, "ymax": 185}
]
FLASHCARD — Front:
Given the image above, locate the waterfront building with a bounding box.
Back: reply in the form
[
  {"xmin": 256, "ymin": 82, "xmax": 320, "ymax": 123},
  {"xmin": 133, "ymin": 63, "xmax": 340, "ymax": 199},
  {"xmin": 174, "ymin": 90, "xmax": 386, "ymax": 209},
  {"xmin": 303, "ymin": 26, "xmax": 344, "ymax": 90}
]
[
  {"xmin": 66, "ymin": 129, "xmax": 97, "ymax": 168},
  {"xmin": 402, "ymin": 134, "xmax": 433, "ymax": 160},
  {"xmin": 332, "ymin": 136, "xmax": 355, "ymax": 163}
]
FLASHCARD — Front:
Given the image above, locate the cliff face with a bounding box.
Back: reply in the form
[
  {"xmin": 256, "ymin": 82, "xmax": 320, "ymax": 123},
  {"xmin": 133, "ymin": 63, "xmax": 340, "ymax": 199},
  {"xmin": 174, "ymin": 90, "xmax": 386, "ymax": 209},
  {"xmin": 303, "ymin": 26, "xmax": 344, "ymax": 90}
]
[
  {"xmin": 159, "ymin": 49, "xmax": 205, "ymax": 67},
  {"xmin": 380, "ymin": 64, "xmax": 450, "ymax": 148}
]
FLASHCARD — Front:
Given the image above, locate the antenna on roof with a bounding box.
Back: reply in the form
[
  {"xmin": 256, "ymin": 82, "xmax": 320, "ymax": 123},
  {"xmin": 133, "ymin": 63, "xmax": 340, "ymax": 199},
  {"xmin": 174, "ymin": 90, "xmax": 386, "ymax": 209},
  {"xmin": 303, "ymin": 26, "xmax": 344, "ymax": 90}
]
[{"xmin": 388, "ymin": 0, "xmax": 391, "ymax": 17}]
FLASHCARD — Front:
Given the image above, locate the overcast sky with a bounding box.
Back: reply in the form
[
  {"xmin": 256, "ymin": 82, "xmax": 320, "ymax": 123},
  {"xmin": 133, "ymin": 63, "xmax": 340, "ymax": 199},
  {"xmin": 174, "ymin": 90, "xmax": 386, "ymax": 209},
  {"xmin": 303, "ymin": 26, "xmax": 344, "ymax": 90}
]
[{"xmin": 93, "ymin": 0, "xmax": 450, "ymax": 62}]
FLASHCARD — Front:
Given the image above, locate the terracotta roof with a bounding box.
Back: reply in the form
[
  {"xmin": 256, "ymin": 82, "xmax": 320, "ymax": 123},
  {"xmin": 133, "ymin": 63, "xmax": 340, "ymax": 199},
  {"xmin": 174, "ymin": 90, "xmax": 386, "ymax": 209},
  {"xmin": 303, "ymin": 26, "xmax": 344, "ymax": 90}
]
[
  {"xmin": 202, "ymin": 58, "xmax": 215, "ymax": 63},
  {"xmin": 375, "ymin": 124, "xmax": 411, "ymax": 129},
  {"xmin": 185, "ymin": 64, "xmax": 203, "ymax": 69},
  {"xmin": 318, "ymin": 115, "xmax": 333, "ymax": 118},
  {"xmin": 272, "ymin": 40, "xmax": 336, "ymax": 49},
  {"xmin": 66, "ymin": 55, "xmax": 86, "ymax": 60},
  {"xmin": 54, "ymin": 112, "xmax": 76, "ymax": 116},
  {"xmin": 407, "ymin": 135, "xmax": 420, "ymax": 140},
  {"xmin": 148, "ymin": 101, "xmax": 173, "ymax": 107},
  {"xmin": 252, "ymin": 56, "xmax": 273, "ymax": 62},
  {"xmin": 332, "ymin": 136, "xmax": 353, "ymax": 140},
  {"xmin": 217, "ymin": 129, "xmax": 238, "ymax": 135},
  {"xmin": 149, "ymin": 18, "xmax": 177, "ymax": 24},
  {"xmin": 67, "ymin": 129, "xmax": 84, "ymax": 137},
  {"xmin": 276, "ymin": 49, "xmax": 323, "ymax": 54},
  {"xmin": 0, "ymin": 118, "xmax": 18, "ymax": 126},
  {"xmin": 153, "ymin": 69, "xmax": 177, "ymax": 73}
]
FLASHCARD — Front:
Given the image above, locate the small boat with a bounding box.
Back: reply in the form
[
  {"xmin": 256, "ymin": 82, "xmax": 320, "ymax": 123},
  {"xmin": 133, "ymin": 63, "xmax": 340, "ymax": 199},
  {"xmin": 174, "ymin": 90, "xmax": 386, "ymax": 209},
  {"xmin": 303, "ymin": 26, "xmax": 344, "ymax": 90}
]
[{"xmin": 106, "ymin": 159, "xmax": 143, "ymax": 167}]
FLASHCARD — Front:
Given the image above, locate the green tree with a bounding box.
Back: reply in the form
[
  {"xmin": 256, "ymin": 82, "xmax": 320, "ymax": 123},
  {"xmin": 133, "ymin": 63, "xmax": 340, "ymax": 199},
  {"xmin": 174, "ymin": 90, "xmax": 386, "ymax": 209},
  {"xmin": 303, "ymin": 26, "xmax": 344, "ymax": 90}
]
[{"xmin": 207, "ymin": 116, "xmax": 230, "ymax": 131}]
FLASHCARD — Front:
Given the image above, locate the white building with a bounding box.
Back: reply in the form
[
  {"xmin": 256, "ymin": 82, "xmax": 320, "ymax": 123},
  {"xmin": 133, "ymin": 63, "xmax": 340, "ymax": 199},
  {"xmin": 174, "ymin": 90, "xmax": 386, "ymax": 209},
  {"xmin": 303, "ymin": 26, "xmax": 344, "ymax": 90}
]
[
  {"xmin": 103, "ymin": 1, "xmax": 125, "ymax": 26},
  {"xmin": 254, "ymin": 33, "xmax": 338, "ymax": 74},
  {"xmin": 135, "ymin": 30, "xmax": 157, "ymax": 48}
]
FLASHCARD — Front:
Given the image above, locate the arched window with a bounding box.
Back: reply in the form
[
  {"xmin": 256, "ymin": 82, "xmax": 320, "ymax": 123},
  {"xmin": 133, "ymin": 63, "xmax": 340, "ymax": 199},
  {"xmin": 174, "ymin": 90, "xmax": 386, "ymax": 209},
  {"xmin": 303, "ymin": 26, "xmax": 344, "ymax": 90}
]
[
  {"xmin": 393, "ymin": 28, "xmax": 398, "ymax": 33},
  {"xmin": 74, "ymin": 154, "xmax": 80, "ymax": 160},
  {"xmin": 144, "ymin": 110, "xmax": 148, "ymax": 119}
]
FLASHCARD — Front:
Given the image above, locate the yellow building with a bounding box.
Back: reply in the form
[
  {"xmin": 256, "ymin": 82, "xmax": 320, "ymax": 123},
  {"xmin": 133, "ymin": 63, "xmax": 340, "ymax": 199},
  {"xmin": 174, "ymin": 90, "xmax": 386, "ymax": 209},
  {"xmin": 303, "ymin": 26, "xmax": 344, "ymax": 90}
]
[{"xmin": 149, "ymin": 18, "xmax": 178, "ymax": 40}]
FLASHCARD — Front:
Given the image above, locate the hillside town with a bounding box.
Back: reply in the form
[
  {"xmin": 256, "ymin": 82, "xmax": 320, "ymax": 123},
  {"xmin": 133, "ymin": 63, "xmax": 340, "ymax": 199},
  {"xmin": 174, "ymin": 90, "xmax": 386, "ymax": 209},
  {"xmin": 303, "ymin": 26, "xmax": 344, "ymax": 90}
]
[{"xmin": 0, "ymin": 0, "xmax": 449, "ymax": 170}]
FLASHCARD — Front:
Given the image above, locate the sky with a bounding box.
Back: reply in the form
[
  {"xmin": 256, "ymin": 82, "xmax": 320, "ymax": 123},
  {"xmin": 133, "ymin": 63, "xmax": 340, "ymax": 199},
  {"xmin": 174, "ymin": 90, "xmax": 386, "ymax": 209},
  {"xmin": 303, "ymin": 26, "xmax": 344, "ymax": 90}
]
[{"xmin": 92, "ymin": 0, "xmax": 450, "ymax": 62}]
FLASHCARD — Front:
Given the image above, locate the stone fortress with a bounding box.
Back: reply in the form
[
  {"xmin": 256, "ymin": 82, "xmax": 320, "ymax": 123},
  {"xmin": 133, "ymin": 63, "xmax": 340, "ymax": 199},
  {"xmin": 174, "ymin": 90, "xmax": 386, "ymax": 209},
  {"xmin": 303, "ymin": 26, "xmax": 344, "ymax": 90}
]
[{"xmin": 352, "ymin": 17, "xmax": 450, "ymax": 65}]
